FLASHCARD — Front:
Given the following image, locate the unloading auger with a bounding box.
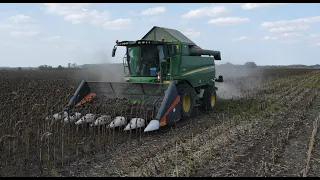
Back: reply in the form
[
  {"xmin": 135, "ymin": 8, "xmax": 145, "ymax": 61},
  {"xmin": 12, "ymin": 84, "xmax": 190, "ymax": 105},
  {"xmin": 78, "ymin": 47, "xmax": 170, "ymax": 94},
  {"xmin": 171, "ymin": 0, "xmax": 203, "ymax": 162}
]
[{"xmin": 47, "ymin": 26, "xmax": 224, "ymax": 132}]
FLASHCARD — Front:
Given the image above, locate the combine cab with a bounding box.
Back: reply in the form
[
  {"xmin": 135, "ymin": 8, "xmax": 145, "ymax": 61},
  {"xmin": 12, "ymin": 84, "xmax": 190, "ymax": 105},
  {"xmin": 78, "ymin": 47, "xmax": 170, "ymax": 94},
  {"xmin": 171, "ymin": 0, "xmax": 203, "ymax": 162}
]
[{"xmin": 48, "ymin": 26, "xmax": 224, "ymax": 132}]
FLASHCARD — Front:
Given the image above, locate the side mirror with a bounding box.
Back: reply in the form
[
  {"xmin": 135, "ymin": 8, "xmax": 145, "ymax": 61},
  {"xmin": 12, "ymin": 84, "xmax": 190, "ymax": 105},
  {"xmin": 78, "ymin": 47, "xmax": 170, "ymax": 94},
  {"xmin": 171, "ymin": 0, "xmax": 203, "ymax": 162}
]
[
  {"xmin": 112, "ymin": 46, "xmax": 117, "ymax": 57},
  {"xmin": 215, "ymin": 75, "xmax": 224, "ymax": 82}
]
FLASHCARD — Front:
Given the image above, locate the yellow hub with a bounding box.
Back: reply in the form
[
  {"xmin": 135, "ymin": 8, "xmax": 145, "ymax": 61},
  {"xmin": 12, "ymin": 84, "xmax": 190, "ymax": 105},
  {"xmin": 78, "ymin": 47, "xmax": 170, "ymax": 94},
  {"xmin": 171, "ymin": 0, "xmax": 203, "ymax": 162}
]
[
  {"xmin": 183, "ymin": 94, "xmax": 191, "ymax": 112},
  {"xmin": 211, "ymin": 95, "xmax": 216, "ymax": 107}
]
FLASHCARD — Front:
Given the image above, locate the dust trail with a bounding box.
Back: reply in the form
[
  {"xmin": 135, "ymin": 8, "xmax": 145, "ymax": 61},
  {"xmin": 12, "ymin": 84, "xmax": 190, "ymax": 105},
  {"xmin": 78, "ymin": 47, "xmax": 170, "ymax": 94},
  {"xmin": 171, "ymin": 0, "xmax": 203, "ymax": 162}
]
[
  {"xmin": 89, "ymin": 49, "xmax": 125, "ymax": 82},
  {"xmin": 216, "ymin": 83, "xmax": 242, "ymax": 99},
  {"xmin": 74, "ymin": 49, "xmax": 126, "ymax": 82},
  {"xmin": 215, "ymin": 63, "xmax": 264, "ymax": 99}
]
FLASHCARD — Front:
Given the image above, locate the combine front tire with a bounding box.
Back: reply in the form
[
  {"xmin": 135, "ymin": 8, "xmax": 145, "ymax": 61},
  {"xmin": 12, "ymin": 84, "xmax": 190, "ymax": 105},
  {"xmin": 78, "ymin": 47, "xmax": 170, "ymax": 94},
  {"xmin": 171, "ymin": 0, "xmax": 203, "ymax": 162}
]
[
  {"xmin": 176, "ymin": 83, "xmax": 196, "ymax": 119},
  {"xmin": 202, "ymin": 85, "xmax": 217, "ymax": 111}
]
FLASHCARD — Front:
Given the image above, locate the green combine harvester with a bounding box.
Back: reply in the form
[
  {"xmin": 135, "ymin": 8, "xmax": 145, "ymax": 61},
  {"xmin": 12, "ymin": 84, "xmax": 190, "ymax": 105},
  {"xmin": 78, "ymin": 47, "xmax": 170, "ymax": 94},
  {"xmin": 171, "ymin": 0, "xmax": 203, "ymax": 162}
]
[{"xmin": 63, "ymin": 26, "xmax": 224, "ymax": 132}]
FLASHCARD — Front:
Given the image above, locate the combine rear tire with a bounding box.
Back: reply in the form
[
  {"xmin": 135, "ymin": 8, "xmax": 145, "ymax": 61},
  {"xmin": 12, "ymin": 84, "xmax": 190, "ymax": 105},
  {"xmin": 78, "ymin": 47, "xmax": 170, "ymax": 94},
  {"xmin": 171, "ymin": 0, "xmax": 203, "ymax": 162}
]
[
  {"xmin": 176, "ymin": 83, "xmax": 196, "ymax": 119},
  {"xmin": 202, "ymin": 85, "xmax": 217, "ymax": 111}
]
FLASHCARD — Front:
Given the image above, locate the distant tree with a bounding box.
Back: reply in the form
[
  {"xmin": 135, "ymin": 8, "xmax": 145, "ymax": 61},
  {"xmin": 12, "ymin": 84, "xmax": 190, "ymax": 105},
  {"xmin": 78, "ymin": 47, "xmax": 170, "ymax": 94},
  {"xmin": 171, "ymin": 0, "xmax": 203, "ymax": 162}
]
[
  {"xmin": 17, "ymin": 67, "xmax": 22, "ymax": 71},
  {"xmin": 38, "ymin": 65, "xmax": 53, "ymax": 70},
  {"xmin": 57, "ymin": 65, "xmax": 63, "ymax": 69},
  {"xmin": 68, "ymin": 63, "xmax": 71, "ymax": 68},
  {"xmin": 244, "ymin": 62, "xmax": 257, "ymax": 68},
  {"xmin": 72, "ymin": 63, "xmax": 77, "ymax": 68},
  {"xmin": 38, "ymin": 65, "xmax": 46, "ymax": 70}
]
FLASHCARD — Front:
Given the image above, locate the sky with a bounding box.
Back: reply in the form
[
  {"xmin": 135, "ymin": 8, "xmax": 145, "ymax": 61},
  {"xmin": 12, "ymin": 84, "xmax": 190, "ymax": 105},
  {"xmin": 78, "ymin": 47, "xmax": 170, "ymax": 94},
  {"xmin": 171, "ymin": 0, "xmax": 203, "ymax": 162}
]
[{"xmin": 0, "ymin": 3, "xmax": 320, "ymax": 67}]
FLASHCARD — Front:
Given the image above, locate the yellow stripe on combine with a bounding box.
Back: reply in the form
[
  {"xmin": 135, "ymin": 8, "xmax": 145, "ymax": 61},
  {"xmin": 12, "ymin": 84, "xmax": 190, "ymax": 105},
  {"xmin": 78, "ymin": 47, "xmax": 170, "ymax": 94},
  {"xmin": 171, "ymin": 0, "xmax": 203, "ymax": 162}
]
[{"xmin": 182, "ymin": 65, "xmax": 215, "ymax": 76}]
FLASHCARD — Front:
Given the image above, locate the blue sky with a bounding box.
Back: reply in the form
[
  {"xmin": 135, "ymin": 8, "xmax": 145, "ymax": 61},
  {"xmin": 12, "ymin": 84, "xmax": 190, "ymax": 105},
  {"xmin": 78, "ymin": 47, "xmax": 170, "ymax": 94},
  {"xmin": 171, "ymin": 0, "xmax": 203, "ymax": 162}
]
[{"xmin": 0, "ymin": 3, "xmax": 320, "ymax": 67}]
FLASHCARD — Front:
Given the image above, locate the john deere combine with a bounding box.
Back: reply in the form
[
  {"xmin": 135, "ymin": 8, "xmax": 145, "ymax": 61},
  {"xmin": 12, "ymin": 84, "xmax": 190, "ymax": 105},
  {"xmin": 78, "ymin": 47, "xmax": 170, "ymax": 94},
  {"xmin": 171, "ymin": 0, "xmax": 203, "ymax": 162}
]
[{"xmin": 49, "ymin": 26, "xmax": 224, "ymax": 132}]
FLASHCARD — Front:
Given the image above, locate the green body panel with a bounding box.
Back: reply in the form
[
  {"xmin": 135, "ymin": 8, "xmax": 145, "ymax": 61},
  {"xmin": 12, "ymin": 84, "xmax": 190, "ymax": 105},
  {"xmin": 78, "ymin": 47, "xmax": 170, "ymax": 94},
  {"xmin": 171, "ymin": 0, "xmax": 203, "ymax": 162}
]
[
  {"xmin": 177, "ymin": 56, "xmax": 216, "ymax": 87},
  {"xmin": 129, "ymin": 77, "xmax": 158, "ymax": 83},
  {"xmin": 180, "ymin": 66, "xmax": 216, "ymax": 87},
  {"xmin": 181, "ymin": 44, "xmax": 189, "ymax": 55},
  {"xmin": 179, "ymin": 56, "xmax": 215, "ymax": 73}
]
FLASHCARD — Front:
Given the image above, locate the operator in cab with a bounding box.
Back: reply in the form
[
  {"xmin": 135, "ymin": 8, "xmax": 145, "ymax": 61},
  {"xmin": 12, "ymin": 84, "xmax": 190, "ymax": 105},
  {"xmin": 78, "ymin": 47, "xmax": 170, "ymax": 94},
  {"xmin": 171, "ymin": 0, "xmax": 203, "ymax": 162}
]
[{"xmin": 136, "ymin": 45, "xmax": 159, "ymax": 76}]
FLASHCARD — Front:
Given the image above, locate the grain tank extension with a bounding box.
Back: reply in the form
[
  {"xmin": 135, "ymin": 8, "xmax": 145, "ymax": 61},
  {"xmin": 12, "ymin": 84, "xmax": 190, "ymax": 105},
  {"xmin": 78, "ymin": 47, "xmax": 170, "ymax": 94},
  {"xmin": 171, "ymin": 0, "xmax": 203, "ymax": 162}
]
[{"xmin": 60, "ymin": 26, "xmax": 224, "ymax": 132}]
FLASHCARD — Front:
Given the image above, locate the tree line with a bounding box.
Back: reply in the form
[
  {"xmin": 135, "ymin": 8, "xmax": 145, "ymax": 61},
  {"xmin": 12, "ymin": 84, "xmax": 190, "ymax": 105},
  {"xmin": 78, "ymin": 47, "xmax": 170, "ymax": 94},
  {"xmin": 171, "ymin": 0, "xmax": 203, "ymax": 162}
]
[{"xmin": 37, "ymin": 63, "xmax": 78, "ymax": 70}]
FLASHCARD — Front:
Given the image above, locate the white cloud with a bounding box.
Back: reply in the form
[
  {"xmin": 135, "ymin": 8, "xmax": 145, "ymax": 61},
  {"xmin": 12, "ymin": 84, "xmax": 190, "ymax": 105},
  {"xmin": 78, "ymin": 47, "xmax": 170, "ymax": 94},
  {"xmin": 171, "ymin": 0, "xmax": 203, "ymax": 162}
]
[
  {"xmin": 269, "ymin": 25, "xmax": 310, "ymax": 32},
  {"xmin": 43, "ymin": 3, "xmax": 131, "ymax": 30},
  {"xmin": 64, "ymin": 14, "xmax": 87, "ymax": 24},
  {"xmin": 10, "ymin": 31, "xmax": 39, "ymax": 38},
  {"xmin": 208, "ymin": 17, "xmax": 249, "ymax": 25},
  {"xmin": 0, "ymin": 14, "xmax": 40, "ymax": 38},
  {"xmin": 262, "ymin": 36, "xmax": 278, "ymax": 40},
  {"xmin": 261, "ymin": 16, "xmax": 320, "ymax": 33},
  {"xmin": 103, "ymin": 19, "xmax": 132, "ymax": 30},
  {"xmin": 183, "ymin": 28, "xmax": 200, "ymax": 38},
  {"xmin": 262, "ymin": 33, "xmax": 304, "ymax": 43},
  {"xmin": 181, "ymin": 5, "xmax": 228, "ymax": 19},
  {"xmin": 43, "ymin": 3, "xmax": 109, "ymax": 25},
  {"xmin": 261, "ymin": 16, "xmax": 320, "ymax": 28},
  {"xmin": 41, "ymin": 36, "xmax": 61, "ymax": 42},
  {"xmin": 260, "ymin": 30, "xmax": 306, "ymax": 44},
  {"xmin": 43, "ymin": 3, "xmax": 92, "ymax": 16},
  {"xmin": 140, "ymin": 7, "xmax": 166, "ymax": 16},
  {"xmin": 9, "ymin": 14, "xmax": 32, "ymax": 23},
  {"xmin": 281, "ymin": 32, "xmax": 303, "ymax": 37},
  {"xmin": 241, "ymin": 3, "xmax": 288, "ymax": 10},
  {"xmin": 233, "ymin": 36, "xmax": 248, "ymax": 41},
  {"xmin": 280, "ymin": 33, "xmax": 304, "ymax": 44},
  {"xmin": 279, "ymin": 40, "xmax": 301, "ymax": 44}
]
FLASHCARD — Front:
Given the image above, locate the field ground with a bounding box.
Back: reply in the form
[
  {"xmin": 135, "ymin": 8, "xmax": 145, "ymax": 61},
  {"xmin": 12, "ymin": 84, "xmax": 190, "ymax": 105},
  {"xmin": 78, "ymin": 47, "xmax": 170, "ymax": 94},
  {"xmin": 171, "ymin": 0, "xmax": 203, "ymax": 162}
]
[{"xmin": 0, "ymin": 66, "xmax": 319, "ymax": 177}]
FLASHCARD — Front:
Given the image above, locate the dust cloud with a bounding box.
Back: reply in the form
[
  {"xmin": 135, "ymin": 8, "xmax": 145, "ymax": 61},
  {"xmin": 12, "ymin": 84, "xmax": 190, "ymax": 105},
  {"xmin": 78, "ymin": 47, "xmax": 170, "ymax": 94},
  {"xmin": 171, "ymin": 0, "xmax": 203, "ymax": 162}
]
[
  {"xmin": 215, "ymin": 83, "xmax": 242, "ymax": 99},
  {"xmin": 75, "ymin": 49, "xmax": 126, "ymax": 83},
  {"xmin": 215, "ymin": 64, "xmax": 264, "ymax": 99}
]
